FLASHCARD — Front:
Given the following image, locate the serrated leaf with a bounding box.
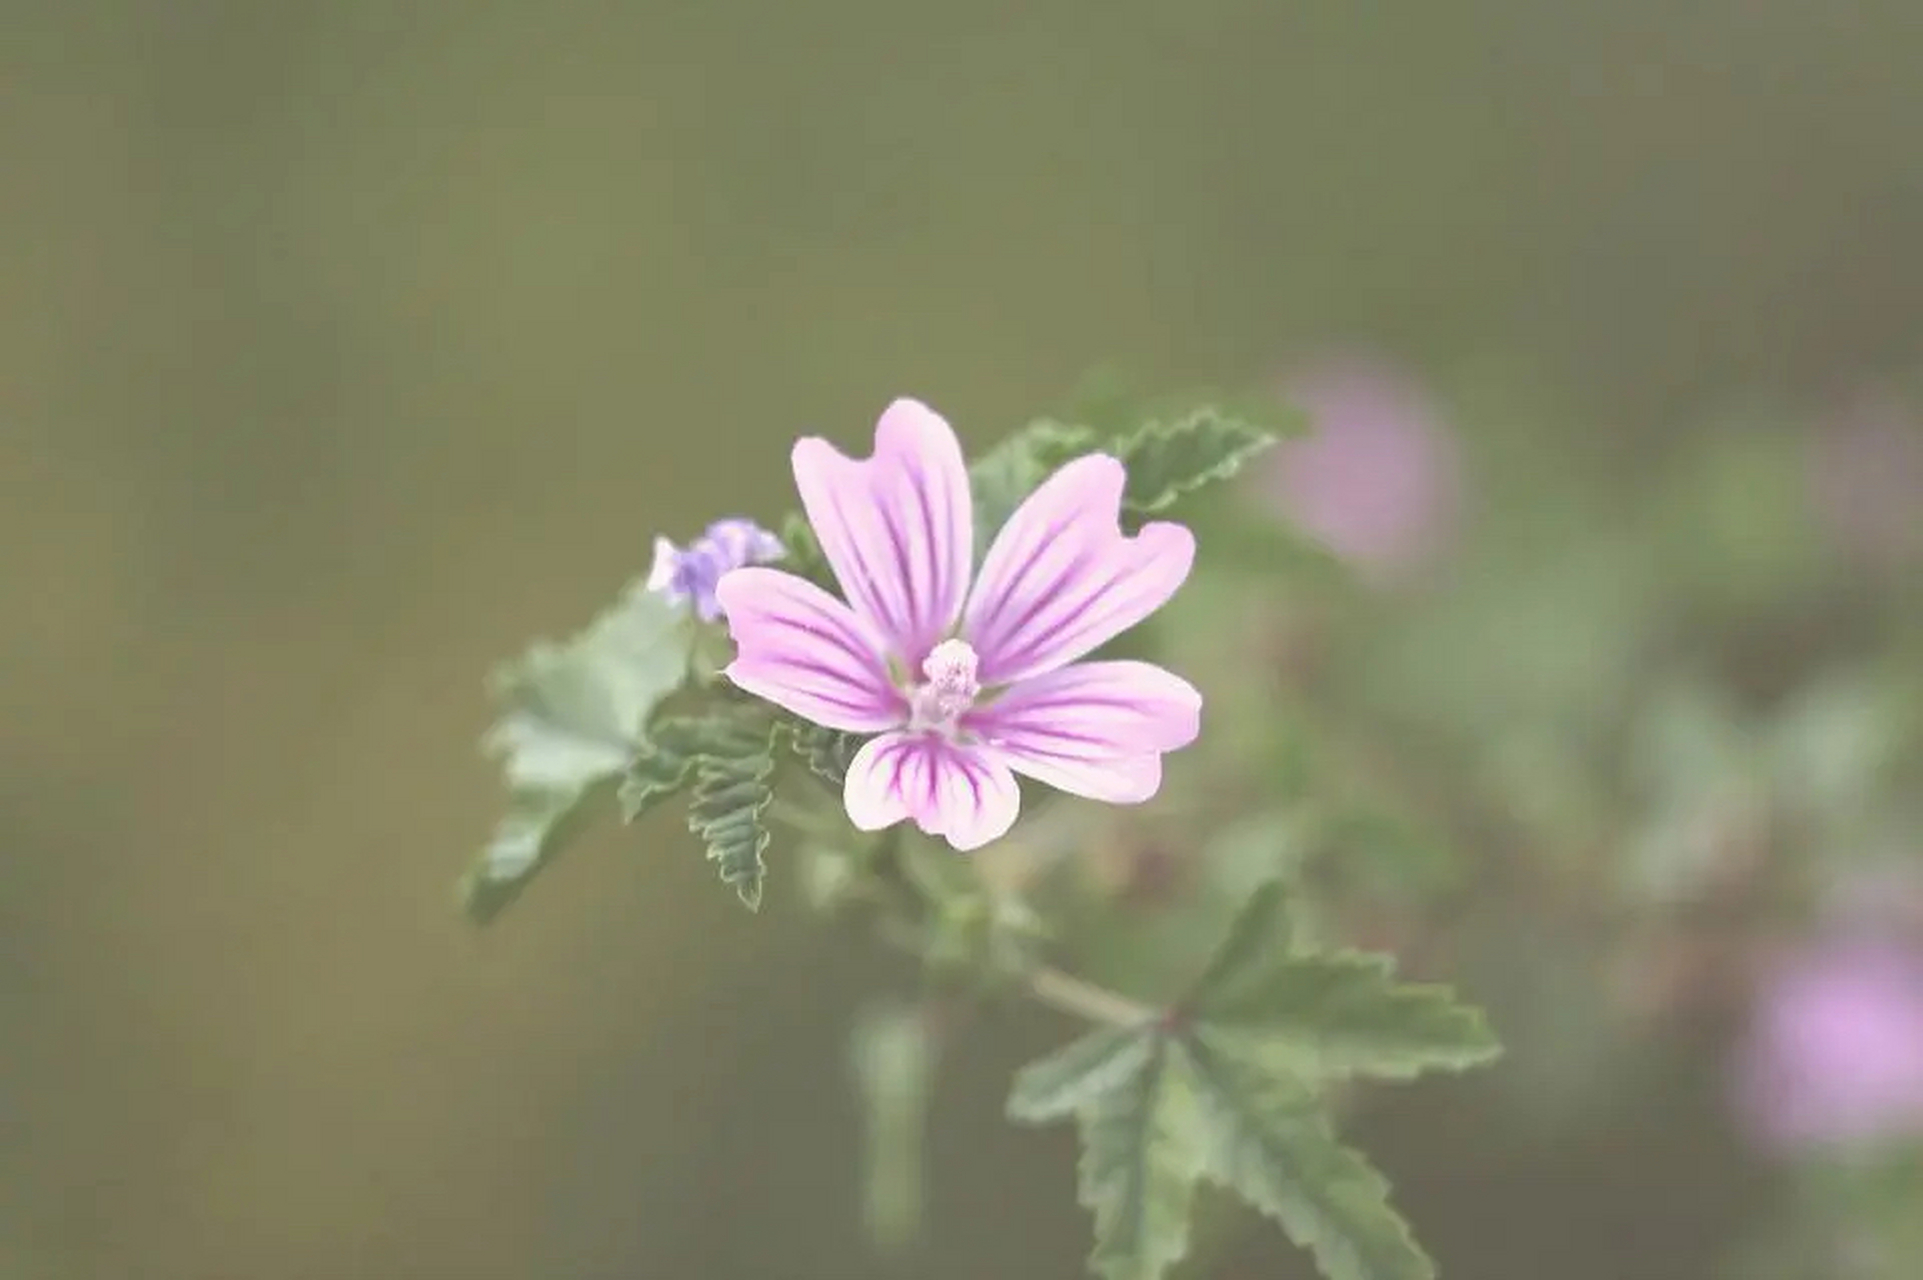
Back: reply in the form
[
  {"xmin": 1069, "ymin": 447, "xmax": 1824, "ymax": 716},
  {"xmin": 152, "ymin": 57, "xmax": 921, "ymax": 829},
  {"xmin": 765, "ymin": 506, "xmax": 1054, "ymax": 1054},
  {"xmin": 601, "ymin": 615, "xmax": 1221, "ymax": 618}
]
[
  {"xmin": 1016, "ymin": 879, "xmax": 1492, "ymax": 1280},
  {"xmin": 782, "ymin": 719, "xmax": 864, "ymax": 789},
  {"xmin": 1075, "ymin": 1038, "xmax": 1204, "ymax": 1280},
  {"xmin": 1184, "ymin": 879, "xmax": 1296, "ymax": 1012},
  {"xmin": 618, "ymin": 751, "xmax": 699, "ymax": 823},
  {"xmin": 464, "ymin": 584, "xmax": 691, "ymax": 923},
  {"xmin": 1114, "ymin": 409, "xmax": 1280, "ymax": 516},
  {"xmin": 1187, "ymin": 883, "xmax": 1499, "ymax": 1081},
  {"xmin": 620, "ymin": 711, "xmax": 771, "ymax": 822},
  {"xmin": 1008, "ymin": 1025, "xmax": 1160, "ymax": 1124},
  {"xmin": 971, "ymin": 418, "xmax": 1103, "ymax": 543},
  {"xmin": 1181, "ymin": 1031, "xmax": 1433, "ymax": 1280},
  {"xmin": 1205, "ymin": 952, "xmax": 1499, "ymax": 1081},
  {"xmin": 685, "ymin": 727, "xmax": 776, "ymax": 910}
]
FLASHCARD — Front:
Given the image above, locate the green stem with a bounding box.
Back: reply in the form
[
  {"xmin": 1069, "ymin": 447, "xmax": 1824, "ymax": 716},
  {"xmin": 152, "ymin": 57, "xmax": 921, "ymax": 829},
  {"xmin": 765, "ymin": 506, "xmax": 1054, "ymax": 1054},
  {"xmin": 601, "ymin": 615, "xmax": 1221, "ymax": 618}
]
[
  {"xmin": 871, "ymin": 909, "xmax": 1155, "ymax": 1028},
  {"xmin": 1024, "ymin": 965, "xmax": 1160, "ymax": 1027}
]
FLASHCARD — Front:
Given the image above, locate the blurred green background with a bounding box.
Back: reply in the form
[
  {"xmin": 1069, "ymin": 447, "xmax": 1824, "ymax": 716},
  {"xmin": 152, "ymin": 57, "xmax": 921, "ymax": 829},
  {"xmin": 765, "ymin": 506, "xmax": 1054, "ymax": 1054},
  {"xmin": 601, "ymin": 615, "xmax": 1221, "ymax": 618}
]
[{"xmin": 5, "ymin": 2, "xmax": 1921, "ymax": 1276}]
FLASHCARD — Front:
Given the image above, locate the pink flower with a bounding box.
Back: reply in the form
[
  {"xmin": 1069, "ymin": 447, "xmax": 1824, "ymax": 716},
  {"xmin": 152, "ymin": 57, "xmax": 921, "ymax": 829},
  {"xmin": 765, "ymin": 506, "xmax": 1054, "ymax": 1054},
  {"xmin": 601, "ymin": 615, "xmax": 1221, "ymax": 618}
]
[
  {"xmin": 1258, "ymin": 354, "xmax": 1461, "ymax": 582},
  {"xmin": 1733, "ymin": 935, "xmax": 1923, "ymax": 1153},
  {"xmin": 715, "ymin": 399, "xmax": 1201, "ymax": 852}
]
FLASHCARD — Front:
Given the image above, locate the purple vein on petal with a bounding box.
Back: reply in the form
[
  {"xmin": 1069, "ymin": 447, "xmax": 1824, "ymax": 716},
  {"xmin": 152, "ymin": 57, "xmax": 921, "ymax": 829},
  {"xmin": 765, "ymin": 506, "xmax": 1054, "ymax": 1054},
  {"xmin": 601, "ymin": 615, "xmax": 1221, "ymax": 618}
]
[
  {"xmin": 791, "ymin": 399, "xmax": 971, "ymax": 666},
  {"xmin": 715, "ymin": 566, "xmax": 902, "ymax": 732}
]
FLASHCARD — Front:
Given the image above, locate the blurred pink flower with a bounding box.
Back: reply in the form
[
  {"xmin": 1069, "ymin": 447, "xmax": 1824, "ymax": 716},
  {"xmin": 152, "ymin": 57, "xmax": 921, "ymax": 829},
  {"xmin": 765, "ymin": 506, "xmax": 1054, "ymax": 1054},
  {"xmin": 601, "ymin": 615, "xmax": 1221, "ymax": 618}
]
[
  {"xmin": 1257, "ymin": 354, "xmax": 1462, "ymax": 583},
  {"xmin": 1810, "ymin": 389, "xmax": 1923, "ymax": 566},
  {"xmin": 1733, "ymin": 934, "xmax": 1923, "ymax": 1154}
]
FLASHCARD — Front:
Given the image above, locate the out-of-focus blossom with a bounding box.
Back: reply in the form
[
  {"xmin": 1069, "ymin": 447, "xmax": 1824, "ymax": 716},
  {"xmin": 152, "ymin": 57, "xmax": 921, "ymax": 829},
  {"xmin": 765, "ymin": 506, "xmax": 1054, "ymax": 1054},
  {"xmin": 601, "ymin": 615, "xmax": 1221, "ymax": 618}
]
[
  {"xmin": 1257, "ymin": 354, "xmax": 1462, "ymax": 583},
  {"xmin": 1733, "ymin": 934, "xmax": 1923, "ymax": 1153},
  {"xmin": 1810, "ymin": 388, "xmax": 1923, "ymax": 567},
  {"xmin": 716, "ymin": 398, "xmax": 1201, "ymax": 852},
  {"xmin": 646, "ymin": 518, "xmax": 786, "ymax": 621}
]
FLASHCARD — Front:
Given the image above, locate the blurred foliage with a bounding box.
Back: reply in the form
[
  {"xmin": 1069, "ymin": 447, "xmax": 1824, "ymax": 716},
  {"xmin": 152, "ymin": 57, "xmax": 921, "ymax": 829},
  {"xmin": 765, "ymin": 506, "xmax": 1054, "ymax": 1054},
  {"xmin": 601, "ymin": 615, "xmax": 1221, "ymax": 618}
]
[{"xmin": 10, "ymin": 2, "xmax": 1923, "ymax": 1278}]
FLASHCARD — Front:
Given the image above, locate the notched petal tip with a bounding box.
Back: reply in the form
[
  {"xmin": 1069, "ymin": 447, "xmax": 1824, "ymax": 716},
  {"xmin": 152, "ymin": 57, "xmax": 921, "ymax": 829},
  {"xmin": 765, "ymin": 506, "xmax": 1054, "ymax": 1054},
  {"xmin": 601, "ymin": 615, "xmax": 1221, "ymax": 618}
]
[
  {"xmin": 1134, "ymin": 518, "xmax": 1198, "ymax": 567},
  {"xmin": 965, "ymin": 458, "xmax": 1199, "ymax": 684},
  {"xmin": 842, "ymin": 732, "xmax": 1021, "ymax": 852},
  {"xmin": 788, "ymin": 398, "xmax": 960, "ymax": 470},
  {"xmin": 874, "ymin": 395, "xmax": 959, "ymax": 448},
  {"xmin": 789, "ymin": 398, "xmax": 974, "ymax": 664}
]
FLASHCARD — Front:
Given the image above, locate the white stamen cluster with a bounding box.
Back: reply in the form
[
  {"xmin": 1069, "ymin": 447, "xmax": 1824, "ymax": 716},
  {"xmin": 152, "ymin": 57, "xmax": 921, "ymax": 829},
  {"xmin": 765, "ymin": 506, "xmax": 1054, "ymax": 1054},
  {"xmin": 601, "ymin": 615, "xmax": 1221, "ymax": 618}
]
[{"xmin": 907, "ymin": 638, "xmax": 981, "ymax": 734}]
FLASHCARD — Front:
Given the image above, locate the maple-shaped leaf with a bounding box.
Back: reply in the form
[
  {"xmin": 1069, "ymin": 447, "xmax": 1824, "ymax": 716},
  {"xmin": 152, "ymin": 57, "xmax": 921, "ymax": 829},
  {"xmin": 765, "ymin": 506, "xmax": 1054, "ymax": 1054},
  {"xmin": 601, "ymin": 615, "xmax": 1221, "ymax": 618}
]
[
  {"xmin": 1180, "ymin": 1031, "xmax": 1433, "ymax": 1280},
  {"xmin": 1073, "ymin": 1038, "xmax": 1206, "ymax": 1280},
  {"xmin": 1007, "ymin": 881, "xmax": 1497, "ymax": 1280},
  {"xmin": 1008, "ymin": 1025, "xmax": 1160, "ymax": 1125},
  {"xmin": 1189, "ymin": 883, "xmax": 1500, "ymax": 1082}
]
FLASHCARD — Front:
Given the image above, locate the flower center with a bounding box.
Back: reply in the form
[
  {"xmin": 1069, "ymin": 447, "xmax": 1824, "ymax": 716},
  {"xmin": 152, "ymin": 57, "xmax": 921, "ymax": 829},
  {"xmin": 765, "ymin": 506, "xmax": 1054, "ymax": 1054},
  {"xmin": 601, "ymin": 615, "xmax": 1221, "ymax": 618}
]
[{"xmin": 906, "ymin": 638, "xmax": 981, "ymax": 734}]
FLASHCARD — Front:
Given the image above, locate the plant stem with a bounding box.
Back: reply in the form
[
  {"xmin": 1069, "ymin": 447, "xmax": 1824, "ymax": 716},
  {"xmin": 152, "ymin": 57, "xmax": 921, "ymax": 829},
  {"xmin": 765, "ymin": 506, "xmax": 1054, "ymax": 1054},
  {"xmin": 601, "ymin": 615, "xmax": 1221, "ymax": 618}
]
[
  {"xmin": 871, "ymin": 909, "xmax": 1156, "ymax": 1027},
  {"xmin": 1025, "ymin": 965, "xmax": 1160, "ymax": 1027}
]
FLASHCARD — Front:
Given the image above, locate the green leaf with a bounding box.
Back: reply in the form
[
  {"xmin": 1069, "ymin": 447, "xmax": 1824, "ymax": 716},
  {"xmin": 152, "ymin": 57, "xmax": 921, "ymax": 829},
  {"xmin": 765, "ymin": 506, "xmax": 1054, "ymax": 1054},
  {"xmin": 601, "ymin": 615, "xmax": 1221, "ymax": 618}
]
[
  {"xmin": 619, "ymin": 711, "xmax": 771, "ymax": 822},
  {"xmin": 1204, "ymin": 952, "xmax": 1499, "ymax": 1081},
  {"xmin": 1007, "ymin": 1025, "xmax": 1160, "ymax": 1124},
  {"xmin": 781, "ymin": 719, "xmax": 864, "ymax": 789},
  {"xmin": 1007, "ymin": 1021, "xmax": 1202, "ymax": 1280},
  {"xmin": 620, "ymin": 711, "xmax": 777, "ymax": 908},
  {"xmin": 776, "ymin": 510, "xmax": 838, "ymax": 590},
  {"xmin": 1188, "ymin": 883, "xmax": 1499, "ymax": 1081},
  {"xmin": 1184, "ymin": 879, "xmax": 1297, "ymax": 1012},
  {"xmin": 463, "ymin": 584, "xmax": 691, "ymax": 923},
  {"xmin": 1074, "ymin": 1038, "xmax": 1205, "ymax": 1280},
  {"xmin": 1113, "ymin": 409, "xmax": 1281, "ymax": 517},
  {"xmin": 967, "ymin": 404, "xmax": 1286, "ymax": 551},
  {"xmin": 461, "ymin": 783, "xmax": 608, "ymax": 924},
  {"xmin": 971, "ymin": 418, "xmax": 1103, "ymax": 543},
  {"xmin": 1181, "ymin": 1031, "xmax": 1433, "ymax": 1280},
  {"xmin": 684, "ymin": 725, "xmax": 776, "ymax": 910},
  {"xmin": 1010, "ymin": 879, "xmax": 1497, "ymax": 1280}
]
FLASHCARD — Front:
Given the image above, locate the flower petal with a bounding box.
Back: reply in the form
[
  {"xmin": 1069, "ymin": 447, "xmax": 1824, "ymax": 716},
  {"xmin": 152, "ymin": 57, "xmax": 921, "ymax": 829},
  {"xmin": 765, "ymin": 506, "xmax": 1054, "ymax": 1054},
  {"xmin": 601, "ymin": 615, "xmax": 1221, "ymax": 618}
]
[
  {"xmin": 963, "ymin": 455, "xmax": 1195, "ymax": 684},
  {"xmin": 967, "ymin": 660, "xmax": 1201, "ymax": 757},
  {"xmin": 791, "ymin": 398, "xmax": 973, "ymax": 665},
  {"xmin": 843, "ymin": 731, "xmax": 1021, "ymax": 852},
  {"xmin": 963, "ymin": 661, "xmax": 1196, "ymax": 805},
  {"xmin": 999, "ymin": 751, "xmax": 1166, "ymax": 805},
  {"xmin": 716, "ymin": 567, "xmax": 904, "ymax": 732},
  {"xmin": 645, "ymin": 535, "xmax": 679, "ymax": 593}
]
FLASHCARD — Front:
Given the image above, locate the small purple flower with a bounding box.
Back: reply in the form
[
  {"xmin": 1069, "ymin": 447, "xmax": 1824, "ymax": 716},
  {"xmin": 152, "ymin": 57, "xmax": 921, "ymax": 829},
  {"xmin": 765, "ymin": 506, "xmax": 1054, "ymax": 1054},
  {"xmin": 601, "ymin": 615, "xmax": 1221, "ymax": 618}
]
[
  {"xmin": 647, "ymin": 518, "xmax": 786, "ymax": 622},
  {"xmin": 1810, "ymin": 388, "xmax": 1923, "ymax": 567},
  {"xmin": 1257, "ymin": 354, "xmax": 1461, "ymax": 582},
  {"xmin": 1733, "ymin": 935, "xmax": 1923, "ymax": 1153},
  {"xmin": 715, "ymin": 398, "xmax": 1201, "ymax": 852}
]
